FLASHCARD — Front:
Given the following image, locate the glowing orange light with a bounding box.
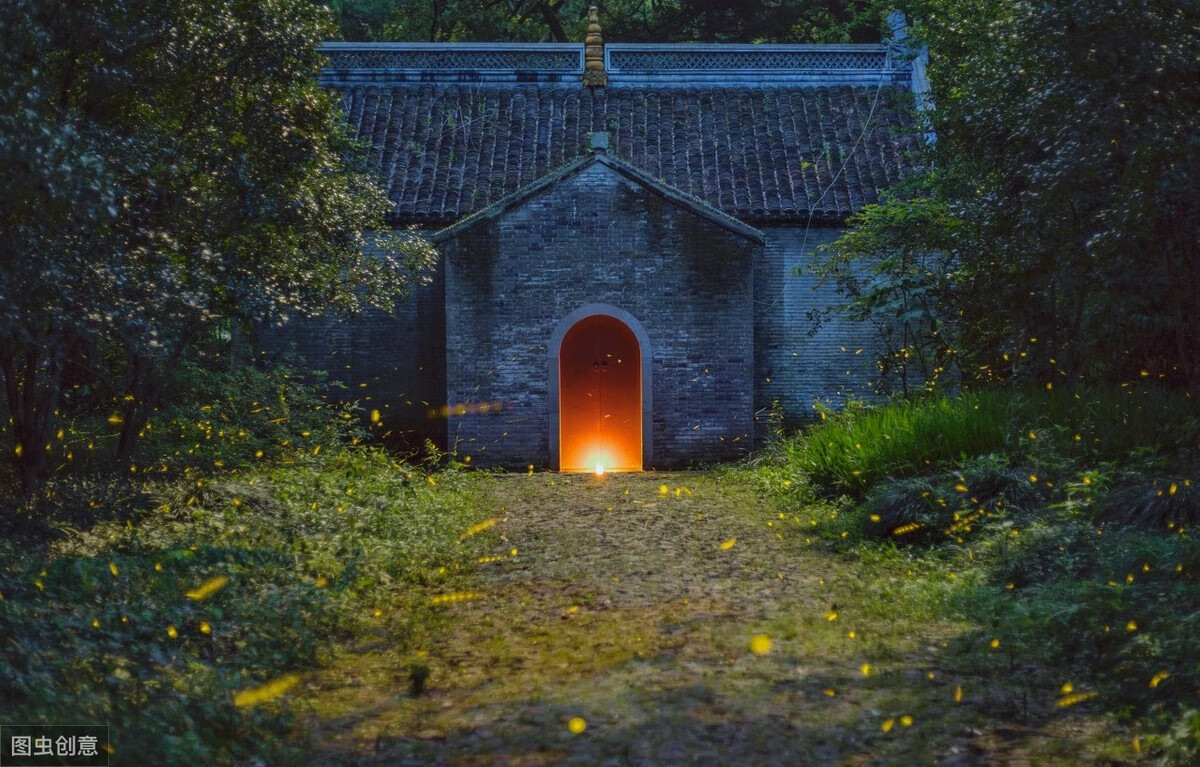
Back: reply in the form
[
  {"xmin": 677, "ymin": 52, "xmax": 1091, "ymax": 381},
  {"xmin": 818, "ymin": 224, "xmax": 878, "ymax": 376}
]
[{"xmin": 559, "ymin": 315, "xmax": 642, "ymax": 472}]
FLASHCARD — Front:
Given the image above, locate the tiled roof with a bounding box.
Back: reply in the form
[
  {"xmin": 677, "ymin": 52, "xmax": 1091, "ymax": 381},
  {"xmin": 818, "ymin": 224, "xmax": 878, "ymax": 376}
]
[{"xmin": 336, "ymin": 84, "xmax": 921, "ymax": 226}]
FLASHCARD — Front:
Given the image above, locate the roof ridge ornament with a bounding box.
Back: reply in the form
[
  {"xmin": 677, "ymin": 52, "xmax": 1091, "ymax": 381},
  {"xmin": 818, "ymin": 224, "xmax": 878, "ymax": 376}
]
[{"xmin": 583, "ymin": 5, "xmax": 607, "ymax": 88}]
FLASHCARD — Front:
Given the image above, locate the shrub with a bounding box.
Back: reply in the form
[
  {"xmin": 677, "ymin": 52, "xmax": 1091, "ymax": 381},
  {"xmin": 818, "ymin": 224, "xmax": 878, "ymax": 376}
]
[
  {"xmin": 0, "ymin": 474, "xmax": 153, "ymax": 539},
  {"xmin": 1103, "ymin": 473, "xmax": 1200, "ymax": 529},
  {"xmin": 1024, "ymin": 386, "xmax": 1200, "ymax": 466},
  {"xmin": 0, "ymin": 544, "xmax": 334, "ymax": 765},
  {"xmin": 0, "ymin": 448, "xmax": 493, "ymax": 765},
  {"xmin": 2, "ymin": 361, "xmax": 367, "ymax": 494},
  {"xmin": 858, "ymin": 454, "xmax": 1044, "ymax": 543},
  {"xmin": 973, "ymin": 516, "xmax": 1101, "ymax": 587},
  {"xmin": 132, "ymin": 361, "xmax": 366, "ymax": 475},
  {"xmin": 860, "ymin": 475, "xmax": 943, "ymax": 540},
  {"xmin": 1157, "ymin": 709, "xmax": 1200, "ymax": 766},
  {"xmin": 959, "ymin": 529, "xmax": 1200, "ymax": 718}
]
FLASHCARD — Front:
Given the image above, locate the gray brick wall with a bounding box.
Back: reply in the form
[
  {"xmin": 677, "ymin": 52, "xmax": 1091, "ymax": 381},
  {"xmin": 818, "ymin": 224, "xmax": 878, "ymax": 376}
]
[
  {"xmin": 754, "ymin": 226, "xmax": 881, "ymax": 436},
  {"xmin": 442, "ymin": 162, "xmax": 758, "ymax": 469},
  {"xmin": 251, "ymin": 202, "xmax": 883, "ymax": 465},
  {"xmin": 251, "ymin": 250, "xmax": 447, "ymax": 452}
]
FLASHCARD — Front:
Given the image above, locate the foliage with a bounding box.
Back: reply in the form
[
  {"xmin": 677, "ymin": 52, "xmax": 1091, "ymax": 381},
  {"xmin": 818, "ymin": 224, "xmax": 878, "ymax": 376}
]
[
  {"xmin": 1102, "ymin": 472, "xmax": 1200, "ymax": 529},
  {"xmin": 859, "ymin": 454, "xmax": 1042, "ymax": 542},
  {"xmin": 0, "ymin": 358, "xmax": 368, "ymax": 536},
  {"xmin": 759, "ymin": 387, "xmax": 1200, "ymax": 756},
  {"xmin": 0, "ymin": 474, "xmax": 154, "ymax": 539},
  {"xmin": 0, "ymin": 448, "xmax": 492, "ymax": 765},
  {"xmin": 811, "ymin": 190, "xmax": 960, "ymax": 395},
  {"xmin": 133, "ymin": 361, "xmax": 365, "ymax": 476},
  {"xmin": 818, "ymin": 0, "xmax": 1200, "ymax": 390},
  {"xmin": 0, "ymin": 0, "xmax": 437, "ymax": 493},
  {"xmin": 1158, "ymin": 708, "xmax": 1200, "ymax": 765},
  {"xmin": 144, "ymin": 450, "xmax": 492, "ymax": 600},
  {"xmin": 0, "ymin": 545, "xmax": 335, "ymax": 765},
  {"xmin": 955, "ymin": 528, "xmax": 1200, "ymax": 744},
  {"xmin": 329, "ymin": 0, "xmax": 886, "ymax": 43}
]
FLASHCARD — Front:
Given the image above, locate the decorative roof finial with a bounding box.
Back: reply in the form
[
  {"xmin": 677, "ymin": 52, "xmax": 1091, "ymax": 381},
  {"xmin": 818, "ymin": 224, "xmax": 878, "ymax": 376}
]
[{"xmin": 583, "ymin": 5, "xmax": 607, "ymax": 88}]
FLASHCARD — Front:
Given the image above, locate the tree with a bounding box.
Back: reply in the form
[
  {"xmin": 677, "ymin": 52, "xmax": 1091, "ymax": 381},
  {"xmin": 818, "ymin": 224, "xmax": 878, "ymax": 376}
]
[
  {"xmin": 812, "ymin": 188, "xmax": 960, "ymax": 396},
  {"xmin": 816, "ymin": 0, "xmax": 1200, "ymax": 391},
  {"xmin": 0, "ymin": 3, "xmax": 125, "ymax": 491},
  {"xmin": 328, "ymin": 0, "xmax": 885, "ymax": 43},
  {"xmin": 0, "ymin": 0, "xmax": 436, "ymax": 493}
]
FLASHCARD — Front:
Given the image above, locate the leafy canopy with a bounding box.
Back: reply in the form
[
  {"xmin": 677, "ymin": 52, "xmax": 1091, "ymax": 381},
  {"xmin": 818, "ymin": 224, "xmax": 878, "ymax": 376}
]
[
  {"xmin": 815, "ymin": 0, "xmax": 1200, "ymax": 392},
  {"xmin": 0, "ymin": 0, "xmax": 435, "ymax": 490},
  {"xmin": 329, "ymin": 0, "xmax": 885, "ymax": 43}
]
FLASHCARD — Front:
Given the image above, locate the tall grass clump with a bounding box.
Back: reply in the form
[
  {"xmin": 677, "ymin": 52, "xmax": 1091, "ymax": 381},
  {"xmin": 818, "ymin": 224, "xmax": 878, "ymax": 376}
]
[
  {"xmin": 781, "ymin": 391, "xmax": 1015, "ymax": 492},
  {"xmin": 781, "ymin": 386, "xmax": 1200, "ymax": 497}
]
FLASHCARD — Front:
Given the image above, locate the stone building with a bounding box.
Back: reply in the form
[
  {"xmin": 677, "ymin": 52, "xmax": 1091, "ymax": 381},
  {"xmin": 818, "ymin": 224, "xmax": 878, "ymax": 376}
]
[{"xmin": 260, "ymin": 12, "xmax": 926, "ymax": 471}]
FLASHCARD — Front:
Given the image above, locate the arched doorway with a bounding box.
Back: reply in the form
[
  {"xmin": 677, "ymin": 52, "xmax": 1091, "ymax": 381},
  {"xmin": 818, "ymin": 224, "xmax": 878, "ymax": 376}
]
[{"xmin": 557, "ymin": 314, "xmax": 643, "ymax": 472}]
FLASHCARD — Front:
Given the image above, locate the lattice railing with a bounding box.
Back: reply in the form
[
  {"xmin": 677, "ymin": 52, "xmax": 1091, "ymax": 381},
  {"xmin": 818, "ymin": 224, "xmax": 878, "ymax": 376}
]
[
  {"xmin": 321, "ymin": 43, "xmax": 583, "ymax": 73},
  {"xmin": 606, "ymin": 44, "xmax": 891, "ymax": 72},
  {"xmin": 319, "ymin": 42, "xmax": 907, "ymax": 87}
]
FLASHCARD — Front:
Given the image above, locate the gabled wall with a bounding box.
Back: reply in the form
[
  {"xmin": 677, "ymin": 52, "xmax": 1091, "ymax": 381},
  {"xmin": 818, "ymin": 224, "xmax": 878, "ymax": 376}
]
[{"xmin": 441, "ymin": 162, "xmax": 758, "ymax": 468}]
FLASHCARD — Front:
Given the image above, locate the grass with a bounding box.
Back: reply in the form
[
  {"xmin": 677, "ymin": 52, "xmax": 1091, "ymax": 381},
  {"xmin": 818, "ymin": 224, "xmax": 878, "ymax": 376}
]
[
  {"xmin": 302, "ymin": 471, "xmax": 1133, "ymax": 765},
  {"xmin": 752, "ymin": 384, "xmax": 1200, "ymax": 763},
  {"xmin": 0, "ymin": 447, "xmax": 495, "ymax": 766},
  {"xmin": 1, "ymin": 439, "xmax": 1160, "ymax": 764},
  {"xmin": 6, "ymin": 365, "xmax": 1199, "ymax": 763},
  {"xmin": 776, "ymin": 386, "xmax": 1200, "ymax": 494}
]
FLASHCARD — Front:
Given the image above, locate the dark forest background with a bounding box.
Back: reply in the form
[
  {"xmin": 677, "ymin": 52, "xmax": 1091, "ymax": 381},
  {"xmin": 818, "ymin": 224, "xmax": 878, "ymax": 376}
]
[{"xmin": 328, "ymin": 0, "xmax": 884, "ymax": 43}]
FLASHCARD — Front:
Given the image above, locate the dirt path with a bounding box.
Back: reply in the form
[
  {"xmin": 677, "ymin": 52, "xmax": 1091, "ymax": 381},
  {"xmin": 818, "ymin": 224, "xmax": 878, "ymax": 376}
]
[{"xmin": 306, "ymin": 471, "xmax": 1119, "ymax": 766}]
